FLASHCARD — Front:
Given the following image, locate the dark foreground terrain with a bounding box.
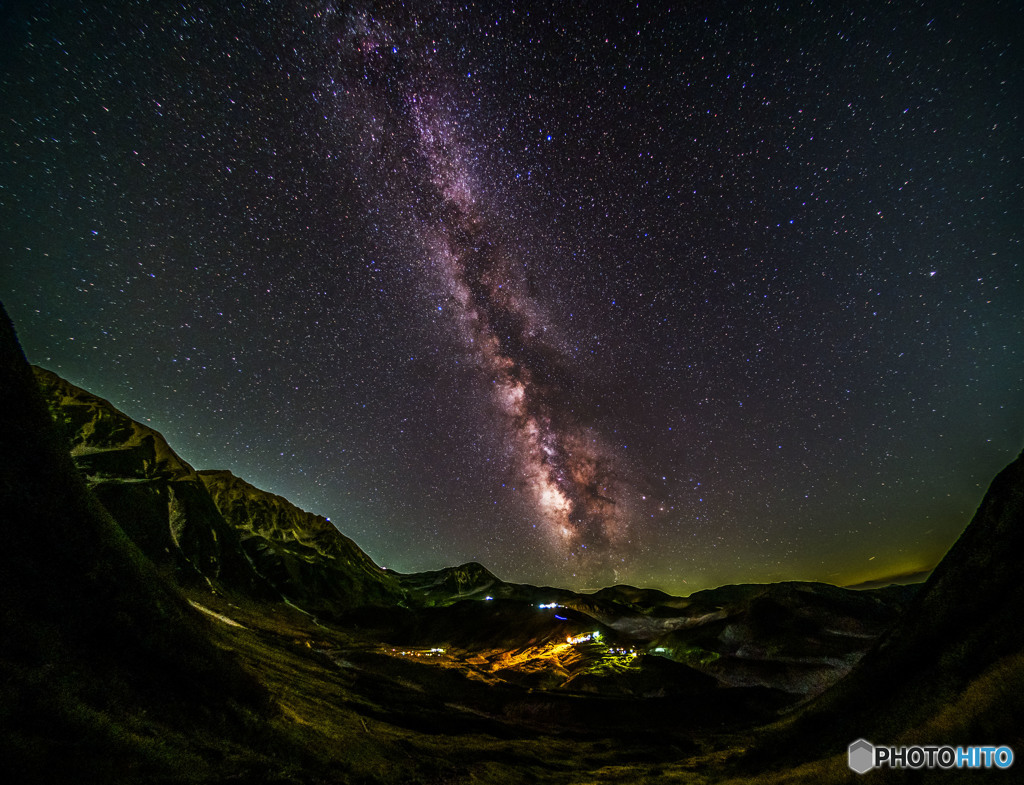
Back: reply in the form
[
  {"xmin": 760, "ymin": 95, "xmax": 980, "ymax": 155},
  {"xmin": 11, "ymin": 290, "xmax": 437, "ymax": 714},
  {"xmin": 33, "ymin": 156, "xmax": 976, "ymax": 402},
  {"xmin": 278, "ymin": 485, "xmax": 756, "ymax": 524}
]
[{"xmin": 2, "ymin": 301, "xmax": 1022, "ymax": 783}]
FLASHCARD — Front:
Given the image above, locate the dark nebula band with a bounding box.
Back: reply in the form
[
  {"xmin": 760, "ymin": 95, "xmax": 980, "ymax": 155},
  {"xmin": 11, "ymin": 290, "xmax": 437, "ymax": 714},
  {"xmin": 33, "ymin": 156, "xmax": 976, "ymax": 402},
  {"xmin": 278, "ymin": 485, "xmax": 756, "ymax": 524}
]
[
  {"xmin": 343, "ymin": 7, "xmax": 631, "ymax": 579},
  {"xmin": 412, "ymin": 55, "xmax": 628, "ymax": 576}
]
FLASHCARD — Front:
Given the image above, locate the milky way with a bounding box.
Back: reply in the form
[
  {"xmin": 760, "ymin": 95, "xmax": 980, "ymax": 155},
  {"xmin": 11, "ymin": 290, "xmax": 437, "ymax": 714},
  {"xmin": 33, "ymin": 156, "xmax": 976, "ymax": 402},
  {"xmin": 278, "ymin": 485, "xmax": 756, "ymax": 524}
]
[{"xmin": 341, "ymin": 8, "xmax": 634, "ymax": 581}]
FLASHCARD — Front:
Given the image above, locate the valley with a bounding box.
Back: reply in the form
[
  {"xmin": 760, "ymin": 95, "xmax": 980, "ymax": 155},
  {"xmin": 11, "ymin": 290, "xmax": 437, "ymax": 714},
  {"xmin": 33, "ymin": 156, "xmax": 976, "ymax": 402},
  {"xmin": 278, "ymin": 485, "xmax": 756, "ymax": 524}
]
[{"xmin": 2, "ymin": 309, "xmax": 1022, "ymax": 783}]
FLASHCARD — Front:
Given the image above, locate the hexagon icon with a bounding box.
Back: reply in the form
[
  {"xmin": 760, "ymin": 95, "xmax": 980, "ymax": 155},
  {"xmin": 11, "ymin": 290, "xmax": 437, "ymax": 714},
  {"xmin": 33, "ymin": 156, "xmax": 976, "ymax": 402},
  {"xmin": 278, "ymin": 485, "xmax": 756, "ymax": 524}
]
[{"xmin": 848, "ymin": 739, "xmax": 875, "ymax": 774}]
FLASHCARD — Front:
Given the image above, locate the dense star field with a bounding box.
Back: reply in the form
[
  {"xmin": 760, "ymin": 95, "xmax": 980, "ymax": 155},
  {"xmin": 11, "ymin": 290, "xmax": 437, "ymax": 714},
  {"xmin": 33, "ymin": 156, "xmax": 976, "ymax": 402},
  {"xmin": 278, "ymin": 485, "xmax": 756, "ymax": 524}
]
[{"xmin": 2, "ymin": 1, "xmax": 1021, "ymax": 593}]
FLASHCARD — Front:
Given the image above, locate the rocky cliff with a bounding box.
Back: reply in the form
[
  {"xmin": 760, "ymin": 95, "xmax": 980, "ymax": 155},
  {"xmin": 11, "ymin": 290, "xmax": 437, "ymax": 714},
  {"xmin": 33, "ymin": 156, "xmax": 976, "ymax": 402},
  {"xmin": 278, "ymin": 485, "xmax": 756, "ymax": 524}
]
[
  {"xmin": 32, "ymin": 366, "xmax": 270, "ymax": 594},
  {"xmin": 32, "ymin": 366, "xmax": 405, "ymax": 615},
  {"xmin": 199, "ymin": 469, "xmax": 406, "ymax": 613}
]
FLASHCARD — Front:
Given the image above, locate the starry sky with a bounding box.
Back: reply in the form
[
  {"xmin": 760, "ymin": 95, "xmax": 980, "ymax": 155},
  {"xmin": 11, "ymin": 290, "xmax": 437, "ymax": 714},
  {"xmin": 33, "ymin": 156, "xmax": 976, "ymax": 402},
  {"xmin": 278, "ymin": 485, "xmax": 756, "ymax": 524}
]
[{"xmin": 2, "ymin": 0, "xmax": 1021, "ymax": 594}]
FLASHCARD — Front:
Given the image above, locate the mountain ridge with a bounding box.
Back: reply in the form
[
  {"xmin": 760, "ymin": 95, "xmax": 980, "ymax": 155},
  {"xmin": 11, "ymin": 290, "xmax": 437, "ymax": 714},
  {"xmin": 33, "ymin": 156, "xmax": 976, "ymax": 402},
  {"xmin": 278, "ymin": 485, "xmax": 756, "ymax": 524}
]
[
  {"xmin": 1, "ymin": 306, "xmax": 271, "ymax": 783},
  {"xmin": 32, "ymin": 366, "xmax": 407, "ymax": 614},
  {"xmin": 739, "ymin": 448, "xmax": 1024, "ymax": 776},
  {"xmin": 198, "ymin": 467, "xmax": 408, "ymax": 613},
  {"xmin": 30, "ymin": 364, "xmax": 913, "ymax": 700}
]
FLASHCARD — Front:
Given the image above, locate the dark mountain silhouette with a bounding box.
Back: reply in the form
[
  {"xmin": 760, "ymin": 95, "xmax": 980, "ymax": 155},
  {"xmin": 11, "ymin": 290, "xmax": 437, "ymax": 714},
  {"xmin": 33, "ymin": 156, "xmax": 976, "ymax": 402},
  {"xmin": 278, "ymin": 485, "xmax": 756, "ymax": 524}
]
[
  {"xmin": 843, "ymin": 569, "xmax": 933, "ymax": 590},
  {"xmin": 0, "ymin": 305, "xmax": 268, "ymax": 783},
  {"xmin": 742, "ymin": 449, "xmax": 1024, "ymax": 778},
  {"xmin": 32, "ymin": 366, "xmax": 273, "ymax": 596},
  {"xmin": 393, "ymin": 560, "xmax": 503, "ymax": 604},
  {"xmin": 644, "ymin": 581, "xmax": 911, "ymax": 696}
]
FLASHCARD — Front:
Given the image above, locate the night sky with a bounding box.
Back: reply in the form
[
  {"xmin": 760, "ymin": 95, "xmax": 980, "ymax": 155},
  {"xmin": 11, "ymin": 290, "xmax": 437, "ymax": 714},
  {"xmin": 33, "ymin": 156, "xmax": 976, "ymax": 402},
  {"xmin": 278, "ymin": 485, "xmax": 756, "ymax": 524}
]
[{"xmin": 2, "ymin": 1, "xmax": 1021, "ymax": 594}]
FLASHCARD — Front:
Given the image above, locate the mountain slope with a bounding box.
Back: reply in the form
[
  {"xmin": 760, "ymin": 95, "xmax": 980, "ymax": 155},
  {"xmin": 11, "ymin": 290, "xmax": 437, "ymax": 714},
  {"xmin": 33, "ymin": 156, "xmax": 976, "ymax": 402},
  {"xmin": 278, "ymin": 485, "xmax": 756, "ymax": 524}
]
[
  {"xmin": 32, "ymin": 366, "xmax": 271, "ymax": 594},
  {"xmin": 644, "ymin": 581, "xmax": 910, "ymax": 697},
  {"xmin": 0, "ymin": 304, "xmax": 269, "ymax": 782},
  {"xmin": 743, "ymin": 448, "xmax": 1024, "ymax": 777},
  {"xmin": 819, "ymin": 449, "xmax": 1024, "ymax": 732},
  {"xmin": 32, "ymin": 366, "xmax": 406, "ymax": 615},
  {"xmin": 395, "ymin": 561, "xmax": 504, "ymax": 605},
  {"xmin": 199, "ymin": 468, "xmax": 406, "ymax": 614}
]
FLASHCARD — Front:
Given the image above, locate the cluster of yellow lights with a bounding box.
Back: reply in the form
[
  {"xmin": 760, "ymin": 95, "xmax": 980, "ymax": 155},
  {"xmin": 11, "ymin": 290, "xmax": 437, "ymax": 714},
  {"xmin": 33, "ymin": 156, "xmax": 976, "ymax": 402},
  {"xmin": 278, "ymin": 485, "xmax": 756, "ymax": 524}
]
[
  {"xmin": 565, "ymin": 631, "xmax": 601, "ymax": 645},
  {"xmin": 391, "ymin": 647, "xmax": 446, "ymax": 657}
]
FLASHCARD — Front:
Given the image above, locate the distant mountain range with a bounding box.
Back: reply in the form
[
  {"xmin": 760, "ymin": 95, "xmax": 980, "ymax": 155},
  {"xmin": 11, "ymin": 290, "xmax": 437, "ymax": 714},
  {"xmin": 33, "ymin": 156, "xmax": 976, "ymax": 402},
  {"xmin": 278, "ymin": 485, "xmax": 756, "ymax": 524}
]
[{"xmin": 3, "ymin": 301, "xmax": 1022, "ymax": 783}]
